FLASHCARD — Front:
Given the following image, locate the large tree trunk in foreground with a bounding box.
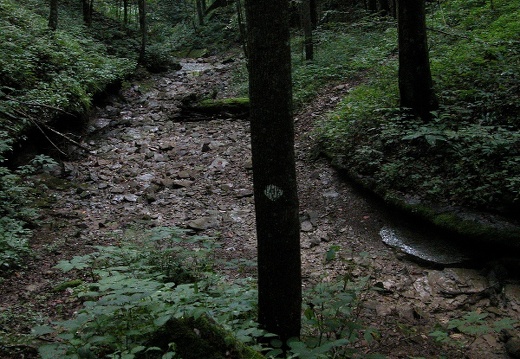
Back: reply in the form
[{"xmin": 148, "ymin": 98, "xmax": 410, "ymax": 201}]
[
  {"xmin": 245, "ymin": 0, "xmax": 301, "ymax": 344},
  {"xmin": 397, "ymin": 0, "xmax": 438, "ymax": 121}
]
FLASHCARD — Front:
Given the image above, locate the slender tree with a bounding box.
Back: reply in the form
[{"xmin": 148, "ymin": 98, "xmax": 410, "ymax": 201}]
[
  {"xmin": 196, "ymin": 0, "xmax": 205, "ymax": 25},
  {"xmin": 48, "ymin": 0, "xmax": 58, "ymax": 30},
  {"xmin": 82, "ymin": 0, "xmax": 93, "ymax": 27},
  {"xmin": 301, "ymin": 0, "xmax": 314, "ymax": 61},
  {"xmin": 397, "ymin": 0, "xmax": 438, "ymax": 120},
  {"xmin": 138, "ymin": 0, "xmax": 147, "ymax": 64},
  {"xmin": 123, "ymin": 0, "xmax": 129, "ymax": 25},
  {"xmin": 245, "ymin": 0, "xmax": 301, "ymax": 345}
]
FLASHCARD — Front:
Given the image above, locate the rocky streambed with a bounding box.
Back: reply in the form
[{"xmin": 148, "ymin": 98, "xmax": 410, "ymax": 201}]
[{"xmin": 2, "ymin": 56, "xmax": 520, "ymax": 358}]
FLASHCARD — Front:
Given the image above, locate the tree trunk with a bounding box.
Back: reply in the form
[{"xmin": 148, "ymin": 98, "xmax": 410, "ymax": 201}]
[
  {"xmin": 235, "ymin": 0, "xmax": 248, "ymax": 60},
  {"xmin": 397, "ymin": 0, "xmax": 438, "ymax": 121},
  {"xmin": 302, "ymin": 0, "xmax": 314, "ymax": 61},
  {"xmin": 245, "ymin": 0, "xmax": 301, "ymax": 345},
  {"xmin": 123, "ymin": 0, "xmax": 129, "ymax": 24},
  {"xmin": 196, "ymin": 0, "xmax": 204, "ymax": 25},
  {"xmin": 138, "ymin": 0, "xmax": 147, "ymax": 64},
  {"xmin": 48, "ymin": 0, "xmax": 58, "ymax": 30},
  {"xmin": 82, "ymin": 0, "xmax": 93, "ymax": 26}
]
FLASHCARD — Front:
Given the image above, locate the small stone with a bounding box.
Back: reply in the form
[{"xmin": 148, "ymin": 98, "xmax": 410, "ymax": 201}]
[
  {"xmin": 301, "ymin": 220, "xmax": 313, "ymax": 232},
  {"xmin": 178, "ymin": 171, "xmax": 191, "ymax": 179},
  {"xmin": 124, "ymin": 194, "xmax": 138, "ymax": 202},
  {"xmin": 173, "ymin": 180, "xmax": 193, "ymax": 188},
  {"xmin": 244, "ymin": 158, "xmax": 253, "ymax": 170},
  {"xmin": 235, "ymin": 189, "xmax": 254, "ymax": 198}
]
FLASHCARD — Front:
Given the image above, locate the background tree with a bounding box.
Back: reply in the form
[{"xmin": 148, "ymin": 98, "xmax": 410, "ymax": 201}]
[
  {"xmin": 397, "ymin": 0, "xmax": 438, "ymax": 120},
  {"xmin": 245, "ymin": 0, "xmax": 302, "ymax": 345},
  {"xmin": 48, "ymin": 0, "xmax": 58, "ymax": 30},
  {"xmin": 301, "ymin": 0, "xmax": 314, "ymax": 60},
  {"xmin": 138, "ymin": 0, "xmax": 147, "ymax": 64},
  {"xmin": 82, "ymin": 0, "xmax": 93, "ymax": 26}
]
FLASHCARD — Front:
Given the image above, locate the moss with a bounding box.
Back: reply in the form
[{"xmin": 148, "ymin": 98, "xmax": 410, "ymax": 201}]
[
  {"xmin": 142, "ymin": 316, "xmax": 264, "ymax": 359},
  {"xmin": 52, "ymin": 279, "xmax": 83, "ymax": 292}
]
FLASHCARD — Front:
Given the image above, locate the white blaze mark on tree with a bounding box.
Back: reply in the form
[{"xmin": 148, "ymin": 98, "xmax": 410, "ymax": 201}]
[{"xmin": 264, "ymin": 185, "xmax": 283, "ymax": 201}]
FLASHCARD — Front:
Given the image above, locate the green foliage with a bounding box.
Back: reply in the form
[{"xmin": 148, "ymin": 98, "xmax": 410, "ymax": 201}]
[
  {"xmin": 34, "ymin": 227, "xmax": 262, "ymax": 359},
  {"xmin": 291, "ymin": 21, "xmax": 398, "ymax": 107},
  {"xmin": 0, "ymin": 136, "xmax": 57, "ymax": 274},
  {"xmin": 0, "ymin": 0, "xmax": 136, "ymax": 137},
  {"xmin": 430, "ymin": 311, "xmax": 516, "ymax": 348},
  {"xmin": 318, "ymin": 0, "xmax": 520, "ymax": 217},
  {"xmin": 266, "ymin": 248, "xmax": 380, "ymax": 359}
]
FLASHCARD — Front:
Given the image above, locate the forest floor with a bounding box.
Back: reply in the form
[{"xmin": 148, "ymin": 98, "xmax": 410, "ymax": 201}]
[{"xmin": 1, "ymin": 55, "xmax": 520, "ymax": 359}]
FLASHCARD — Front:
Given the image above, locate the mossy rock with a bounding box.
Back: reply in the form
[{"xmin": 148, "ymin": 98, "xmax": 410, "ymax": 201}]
[
  {"xmin": 141, "ymin": 316, "xmax": 264, "ymax": 359},
  {"xmin": 330, "ymin": 161, "xmax": 520, "ymax": 249}
]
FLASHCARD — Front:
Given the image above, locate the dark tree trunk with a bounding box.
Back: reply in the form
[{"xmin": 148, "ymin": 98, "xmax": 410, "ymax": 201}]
[
  {"xmin": 377, "ymin": 0, "xmax": 390, "ymax": 16},
  {"xmin": 245, "ymin": 0, "xmax": 301, "ymax": 345},
  {"xmin": 397, "ymin": 0, "xmax": 438, "ymax": 121},
  {"xmin": 389, "ymin": 0, "xmax": 397, "ymax": 18},
  {"xmin": 48, "ymin": 0, "xmax": 58, "ymax": 30},
  {"xmin": 310, "ymin": 0, "xmax": 317, "ymax": 28},
  {"xmin": 138, "ymin": 0, "xmax": 147, "ymax": 64},
  {"xmin": 367, "ymin": 0, "xmax": 377, "ymax": 11},
  {"xmin": 302, "ymin": 0, "xmax": 314, "ymax": 61},
  {"xmin": 235, "ymin": 0, "xmax": 248, "ymax": 60},
  {"xmin": 123, "ymin": 0, "xmax": 129, "ymax": 24}
]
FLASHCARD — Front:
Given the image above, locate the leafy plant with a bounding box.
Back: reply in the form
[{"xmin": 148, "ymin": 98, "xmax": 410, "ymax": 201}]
[
  {"xmin": 0, "ymin": 136, "xmax": 57, "ymax": 274},
  {"xmin": 430, "ymin": 311, "xmax": 516, "ymax": 348},
  {"xmin": 33, "ymin": 227, "xmax": 262, "ymax": 359}
]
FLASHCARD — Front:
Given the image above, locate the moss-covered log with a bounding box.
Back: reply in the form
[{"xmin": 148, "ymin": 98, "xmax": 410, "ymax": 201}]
[
  {"xmin": 142, "ymin": 316, "xmax": 265, "ymax": 359},
  {"xmin": 180, "ymin": 97, "xmax": 250, "ymax": 119}
]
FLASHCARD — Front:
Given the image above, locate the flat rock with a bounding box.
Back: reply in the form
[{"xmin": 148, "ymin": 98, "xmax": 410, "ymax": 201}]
[{"xmin": 187, "ymin": 216, "xmax": 219, "ymax": 231}]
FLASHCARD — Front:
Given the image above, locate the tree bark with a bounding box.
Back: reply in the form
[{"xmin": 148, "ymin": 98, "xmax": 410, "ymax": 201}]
[
  {"xmin": 245, "ymin": 0, "xmax": 301, "ymax": 345},
  {"xmin": 397, "ymin": 0, "xmax": 438, "ymax": 121},
  {"xmin": 48, "ymin": 0, "xmax": 58, "ymax": 30}
]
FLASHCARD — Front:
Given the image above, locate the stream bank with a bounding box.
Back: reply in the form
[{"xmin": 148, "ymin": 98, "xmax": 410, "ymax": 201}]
[{"xmin": 1, "ymin": 56, "xmax": 520, "ymax": 358}]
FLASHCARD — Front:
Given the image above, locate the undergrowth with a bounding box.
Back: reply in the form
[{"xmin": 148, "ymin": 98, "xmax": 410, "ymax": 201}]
[
  {"xmin": 316, "ymin": 0, "xmax": 520, "ymax": 218},
  {"xmin": 29, "ymin": 228, "xmax": 385, "ymax": 359}
]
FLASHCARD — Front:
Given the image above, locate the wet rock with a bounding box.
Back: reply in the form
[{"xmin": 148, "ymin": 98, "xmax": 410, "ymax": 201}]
[{"xmin": 380, "ymin": 226, "xmax": 471, "ymax": 266}]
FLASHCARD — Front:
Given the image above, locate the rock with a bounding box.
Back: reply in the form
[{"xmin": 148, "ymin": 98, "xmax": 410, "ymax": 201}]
[
  {"xmin": 187, "ymin": 216, "xmax": 218, "ymax": 231},
  {"xmin": 380, "ymin": 226, "xmax": 471, "ymax": 266},
  {"xmin": 124, "ymin": 194, "xmax": 138, "ymax": 202},
  {"xmin": 209, "ymin": 157, "xmax": 229, "ymax": 171},
  {"xmin": 244, "ymin": 157, "xmax": 253, "ymax": 170},
  {"xmin": 507, "ymin": 337, "xmax": 520, "ymax": 359},
  {"xmin": 178, "ymin": 171, "xmax": 191, "ymax": 179},
  {"xmin": 173, "ymin": 180, "xmax": 193, "ymax": 188},
  {"xmin": 235, "ymin": 189, "xmax": 253, "ymax": 198},
  {"xmin": 301, "ymin": 220, "xmax": 313, "ymax": 232}
]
